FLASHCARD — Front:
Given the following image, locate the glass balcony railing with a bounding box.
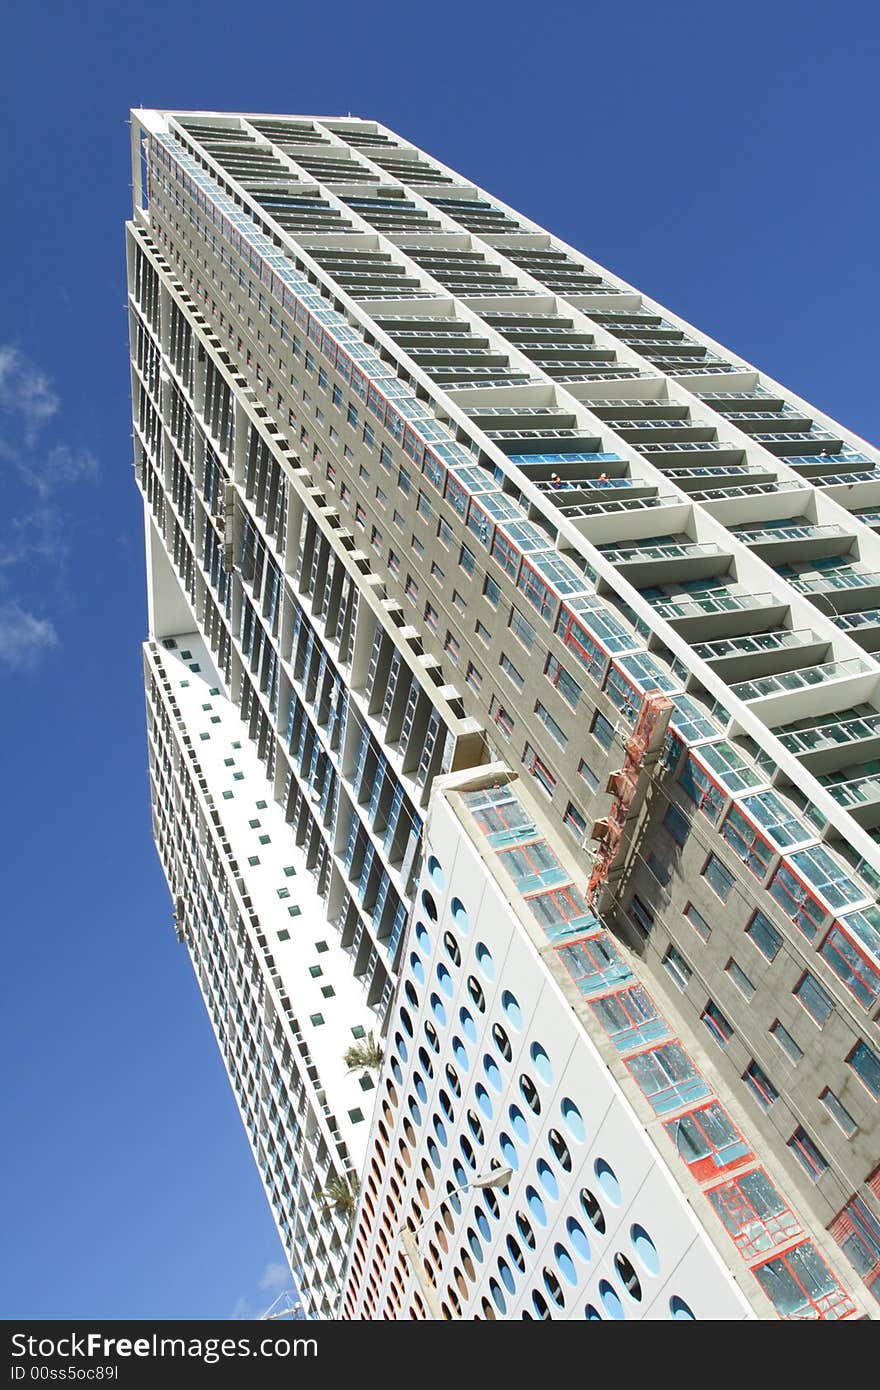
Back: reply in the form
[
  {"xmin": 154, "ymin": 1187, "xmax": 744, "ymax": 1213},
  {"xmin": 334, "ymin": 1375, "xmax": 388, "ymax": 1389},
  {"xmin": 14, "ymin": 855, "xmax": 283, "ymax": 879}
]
[
  {"xmin": 793, "ymin": 569, "xmax": 880, "ymax": 594},
  {"xmin": 691, "ymin": 481, "xmax": 808, "ymax": 502},
  {"xmin": 600, "ymin": 540, "xmax": 726, "ymax": 564},
  {"xmin": 819, "ymin": 770, "xmax": 880, "ymax": 809},
  {"xmin": 654, "ymin": 591, "xmax": 776, "ymax": 621},
  {"xmin": 694, "ymin": 629, "xmax": 821, "ymax": 661},
  {"xmin": 778, "ymin": 713, "xmax": 880, "ymax": 756},
  {"xmin": 837, "ymin": 609, "xmax": 880, "ymax": 630},
  {"xmin": 731, "ymin": 658, "xmax": 869, "ymax": 701},
  {"xmin": 733, "ymin": 523, "xmax": 851, "ymax": 545}
]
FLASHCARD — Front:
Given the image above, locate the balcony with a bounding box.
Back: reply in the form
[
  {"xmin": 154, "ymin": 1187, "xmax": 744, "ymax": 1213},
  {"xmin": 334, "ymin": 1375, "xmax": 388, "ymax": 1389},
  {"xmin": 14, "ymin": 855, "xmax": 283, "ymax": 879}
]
[{"xmin": 692, "ymin": 628, "xmax": 831, "ymax": 684}]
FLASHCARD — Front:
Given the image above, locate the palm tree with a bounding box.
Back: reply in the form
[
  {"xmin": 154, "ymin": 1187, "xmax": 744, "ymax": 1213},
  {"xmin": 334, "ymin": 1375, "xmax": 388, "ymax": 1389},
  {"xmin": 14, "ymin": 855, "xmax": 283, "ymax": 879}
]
[
  {"xmin": 343, "ymin": 1032, "xmax": 383, "ymax": 1075},
  {"xmin": 321, "ymin": 1172, "xmax": 360, "ymax": 1227}
]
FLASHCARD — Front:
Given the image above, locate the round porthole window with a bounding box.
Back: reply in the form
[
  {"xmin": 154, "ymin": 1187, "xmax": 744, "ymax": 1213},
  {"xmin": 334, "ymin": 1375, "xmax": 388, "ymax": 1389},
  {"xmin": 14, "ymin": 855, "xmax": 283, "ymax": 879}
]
[
  {"xmin": 599, "ymin": 1279, "xmax": 625, "ymax": 1320},
  {"xmin": 508, "ymin": 1104, "xmax": 529, "ymax": 1143},
  {"xmin": 502, "ymin": 990, "xmax": 523, "ymax": 1029},
  {"xmin": 475, "ymin": 1083, "xmax": 493, "ymax": 1119},
  {"xmin": 566, "ymin": 1217, "xmax": 591, "ymax": 1264},
  {"xmin": 520, "ymin": 1074, "xmax": 541, "ymax": 1115},
  {"xmin": 594, "ymin": 1158, "xmax": 621, "ymax": 1206},
  {"xmin": 475, "ymin": 941, "xmax": 495, "ymax": 980},
  {"xmin": 450, "ymin": 897, "xmax": 469, "ymax": 933},
  {"xmin": 669, "ymin": 1295, "xmax": 696, "ymax": 1320},
  {"xmin": 492, "ymin": 1022, "xmax": 512, "ymax": 1061},
  {"xmin": 614, "ymin": 1251, "xmax": 642, "ymax": 1303},
  {"xmin": 560, "ymin": 1097, "xmax": 586, "ymax": 1144},
  {"xmin": 467, "ymin": 976, "xmax": 486, "ymax": 1012},
  {"xmin": 421, "ymin": 889, "xmax": 437, "ymax": 922},
  {"xmin": 630, "ymin": 1224, "xmax": 660, "ymax": 1277},
  {"xmin": 427, "ymin": 855, "xmax": 445, "ymax": 891},
  {"xmin": 580, "ymin": 1187, "xmax": 605, "ymax": 1235}
]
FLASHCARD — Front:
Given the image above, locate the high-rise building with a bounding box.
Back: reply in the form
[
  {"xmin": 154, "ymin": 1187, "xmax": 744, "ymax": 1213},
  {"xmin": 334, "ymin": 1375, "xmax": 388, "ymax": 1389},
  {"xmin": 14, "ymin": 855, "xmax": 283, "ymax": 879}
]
[{"xmin": 127, "ymin": 109, "xmax": 879, "ymax": 1321}]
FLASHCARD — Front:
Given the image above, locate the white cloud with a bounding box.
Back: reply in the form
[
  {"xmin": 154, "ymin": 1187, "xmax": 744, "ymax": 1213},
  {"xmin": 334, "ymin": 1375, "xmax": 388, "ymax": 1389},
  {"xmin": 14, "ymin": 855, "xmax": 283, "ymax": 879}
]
[
  {"xmin": 259, "ymin": 1262, "xmax": 289, "ymax": 1292},
  {"xmin": 14, "ymin": 442, "xmax": 99, "ymax": 499},
  {"xmin": 0, "ymin": 603, "xmax": 58, "ymax": 669},
  {"xmin": 230, "ymin": 1295, "xmax": 253, "ymax": 1321},
  {"xmin": 0, "ymin": 345, "xmax": 100, "ymax": 668},
  {"xmin": 0, "ymin": 346, "xmax": 59, "ymax": 443}
]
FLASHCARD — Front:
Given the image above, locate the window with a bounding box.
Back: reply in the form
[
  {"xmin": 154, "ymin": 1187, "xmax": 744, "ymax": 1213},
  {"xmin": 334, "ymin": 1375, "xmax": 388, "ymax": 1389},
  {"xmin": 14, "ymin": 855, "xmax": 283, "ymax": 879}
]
[
  {"xmin": 490, "ymin": 696, "xmax": 514, "ymax": 739},
  {"xmin": 663, "ymin": 803, "xmax": 691, "ymax": 847},
  {"xmin": 355, "ymin": 502, "xmax": 366, "ymax": 529},
  {"xmin": 535, "ymin": 702, "xmax": 567, "ymax": 747},
  {"xmin": 499, "ymin": 652, "xmax": 524, "ymax": 690},
  {"xmin": 788, "ymin": 1126, "xmax": 828, "ymax": 1180},
  {"xmin": 405, "ymin": 574, "xmax": 419, "ymax": 602},
  {"xmin": 321, "ymin": 985, "xmax": 335, "ymax": 999},
  {"xmin": 363, "ymin": 422, "xmax": 375, "ymax": 448},
  {"xmin": 452, "ymin": 588, "xmax": 467, "ymax": 613},
  {"xmin": 563, "ymin": 801, "xmax": 587, "ymax": 840},
  {"xmin": 277, "ymin": 929, "xmax": 290, "ymax": 942},
  {"xmin": 393, "ymin": 509, "xmax": 405, "ymax": 530},
  {"xmin": 821, "ymin": 1089, "xmax": 857, "ymax": 1137},
  {"xmin": 412, "ymin": 533, "xmax": 425, "ymax": 558},
  {"xmin": 459, "ymin": 544, "xmax": 476, "ymax": 576},
  {"xmin": 370, "ymin": 524, "xmax": 383, "ymax": 551},
  {"xmin": 483, "ymin": 575, "xmax": 501, "ymax": 607},
  {"xmin": 430, "ymin": 559, "xmax": 446, "ymax": 583},
  {"xmin": 309, "ymin": 965, "xmax": 323, "ymax": 978},
  {"xmin": 577, "ymin": 757, "xmax": 599, "ymax": 791},
  {"xmin": 437, "ymin": 517, "xmax": 454, "ymax": 548},
  {"xmin": 743, "ymin": 1060, "xmax": 779, "ymax": 1110},
  {"xmin": 388, "ymin": 549, "xmax": 401, "ymax": 576},
  {"xmin": 347, "ymin": 403, "xmax": 359, "ymax": 427},
  {"xmin": 309, "ymin": 1013, "xmax": 325, "ymax": 1028},
  {"xmin": 794, "ymin": 972, "xmax": 833, "ymax": 1027},
  {"xmin": 590, "ymin": 709, "xmax": 615, "ymax": 750},
  {"xmin": 465, "ymin": 661, "xmax": 482, "ymax": 693},
  {"xmin": 848, "ymin": 1041, "xmax": 880, "ymax": 1098},
  {"xmin": 702, "ymin": 1000, "xmax": 733, "ymax": 1047},
  {"xmin": 332, "ymin": 384, "xmax": 343, "ymax": 408},
  {"xmin": 287, "ymin": 905, "xmax": 301, "ymax": 918},
  {"xmin": 523, "ymin": 742, "xmax": 556, "ymax": 798},
  {"xmin": 544, "ymin": 654, "xmax": 582, "ymax": 709},
  {"xmin": 684, "ymin": 902, "xmax": 711, "ymax": 941},
  {"xmin": 508, "ymin": 606, "xmax": 536, "ymax": 651},
  {"xmin": 380, "ymin": 443, "xmax": 393, "ymax": 470},
  {"xmin": 425, "ymin": 603, "xmax": 439, "ymax": 632},
  {"xmin": 726, "ymin": 958, "xmax": 755, "ymax": 999},
  {"xmin": 444, "ymin": 631, "xmax": 460, "ymax": 664},
  {"xmin": 416, "ymin": 490, "xmax": 432, "ymax": 521},
  {"xmin": 770, "ymin": 1020, "xmax": 803, "ymax": 1064},
  {"xmin": 277, "ymin": 887, "xmax": 291, "ymax": 900},
  {"xmin": 820, "ymin": 925, "xmax": 880, "ymax": 1010},
  {"xmin": 376, "ymin": 486, "xmax": 387, "ymax": 508},
  {"xmin": 703, "ymin": 854, "xmax": 734, "ymax": 903},
  {"xmin": 663, "ymin": 946, "xmax": 692, "ymax": 990},
  {"xmin": 746, "ymin": 910, "xmax": 782, "ymax": 961},
  {"xmin": 628, "ymin": 895, "xmax": 655, "ymax": 938},
  {"xmin": 398, "ymin": 467, "xmax": 411, "ymax": 495}
]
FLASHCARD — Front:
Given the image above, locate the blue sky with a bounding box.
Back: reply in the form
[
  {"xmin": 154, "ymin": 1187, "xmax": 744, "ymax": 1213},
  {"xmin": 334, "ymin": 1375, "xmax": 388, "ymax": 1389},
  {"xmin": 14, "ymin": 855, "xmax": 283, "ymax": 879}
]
[{"xmin": 1, "ymin": 0, "xmax": 878, "ymax": 1319}]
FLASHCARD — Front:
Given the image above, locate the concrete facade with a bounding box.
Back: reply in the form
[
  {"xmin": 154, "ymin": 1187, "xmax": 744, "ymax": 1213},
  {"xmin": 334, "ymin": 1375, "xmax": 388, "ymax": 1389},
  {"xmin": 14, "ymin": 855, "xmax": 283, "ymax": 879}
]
[{"xmin": 127, "ymin": 109, "xmax": 880, "ymax": 1318}]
